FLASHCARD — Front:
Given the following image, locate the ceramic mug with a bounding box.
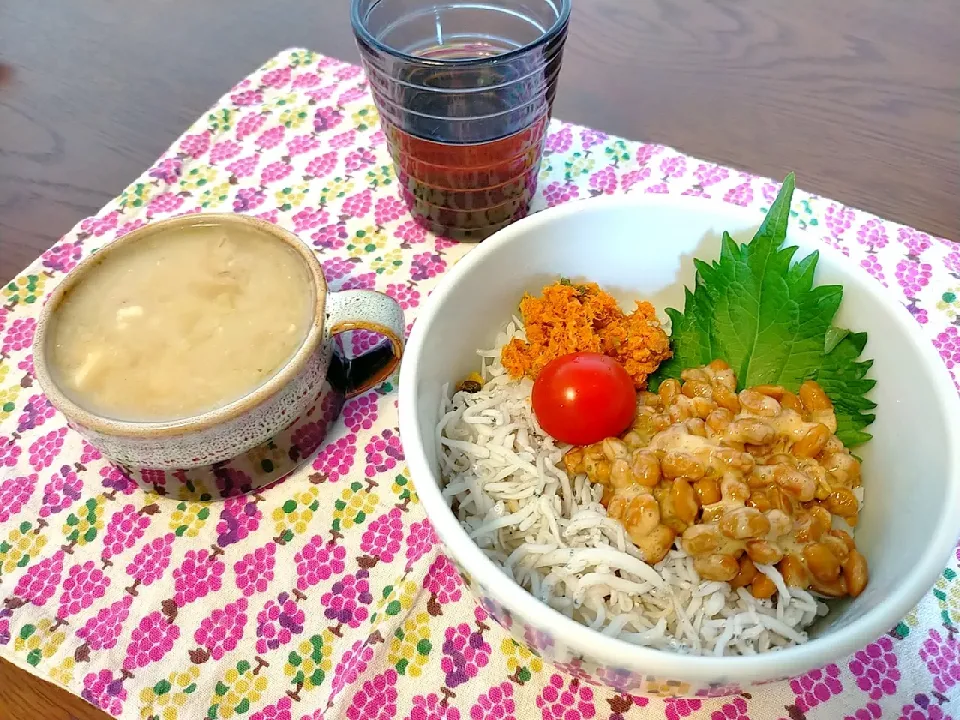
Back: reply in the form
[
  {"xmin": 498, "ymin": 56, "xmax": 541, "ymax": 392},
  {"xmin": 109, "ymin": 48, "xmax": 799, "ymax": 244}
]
[{"xmin": 33, "ymin": 213, "xmax": 404, "ymax": 470}]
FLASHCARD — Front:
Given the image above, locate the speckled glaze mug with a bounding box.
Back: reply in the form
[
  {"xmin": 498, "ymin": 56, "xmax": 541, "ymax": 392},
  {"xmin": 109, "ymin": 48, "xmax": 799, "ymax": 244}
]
[{"xmin": 33, "ymin": 214, "xmax": 404, "ymax": 470}]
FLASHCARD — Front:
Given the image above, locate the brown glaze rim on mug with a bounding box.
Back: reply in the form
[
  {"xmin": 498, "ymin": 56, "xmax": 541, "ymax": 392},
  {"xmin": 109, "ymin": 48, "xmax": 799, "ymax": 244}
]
[{"xmin": 33, "ymin": 213, "xmax": 328, "ymax": 439}]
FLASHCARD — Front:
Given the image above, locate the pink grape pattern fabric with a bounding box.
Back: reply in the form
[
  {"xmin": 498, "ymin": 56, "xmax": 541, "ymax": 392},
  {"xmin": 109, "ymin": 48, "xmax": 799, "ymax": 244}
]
[{"xmin": 0, "ymin": 48, "xmax": 958, "ymax": 720}]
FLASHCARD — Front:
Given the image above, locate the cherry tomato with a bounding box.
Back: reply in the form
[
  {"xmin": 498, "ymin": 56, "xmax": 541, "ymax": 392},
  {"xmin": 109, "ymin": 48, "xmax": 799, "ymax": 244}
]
[{"xmin": 531, "ymin": 352, "xmax": 637, "ymax": 445}]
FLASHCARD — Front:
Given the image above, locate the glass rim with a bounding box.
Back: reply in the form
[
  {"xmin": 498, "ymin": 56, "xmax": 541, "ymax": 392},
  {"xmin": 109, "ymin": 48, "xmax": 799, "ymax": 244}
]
[{"xmin": 351, "ymin": 0, "xmax": 572, "ymax": 68}]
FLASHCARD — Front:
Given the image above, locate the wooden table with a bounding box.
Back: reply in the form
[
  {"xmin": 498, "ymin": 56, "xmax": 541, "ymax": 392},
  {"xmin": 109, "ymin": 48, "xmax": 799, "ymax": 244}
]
[{"xmin": 0, "ymin": 1, "xmax": 957, "ymax": 717}]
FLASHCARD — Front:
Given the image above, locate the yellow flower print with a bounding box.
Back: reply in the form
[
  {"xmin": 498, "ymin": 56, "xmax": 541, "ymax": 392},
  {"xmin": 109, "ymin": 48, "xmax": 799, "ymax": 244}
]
[
  {"xmin": 275, "ymin": 183, "xmax": 310, "ymax": 211},
  {"xmin": 15, "ymin": 618, "xmax": 66, "ymax": 667},
  {"xmin": 365, "ymin": 165, "xmax": 394, "ymax": 189},
  {"xmin": 289, "ymin": 50, "xmax": 315, "ymax": 67},
  {"xmin": 371, "ymin": 249, "xmax": 403, "ymax": 275},
  {"xmin": 332, "ymin": 482, "xmax": 379, "ymax": 533},
  {"xmin": 173, "ymin": 668, "xmax": 201, "ymax": 689},
  {"xmin": 320, "ymin": 177, "xmax": 355, "ymax": 206},
  {"xmin": 279, "ymin": 107, "xmax": 309, "ymax": 130},
  {"xmin": 346, "ymin": 226, "xmax": 387, "ymax": 258},
  {"xmin": 3, "ymin": 274, "xmax": 47, "ymax": 308},
  {"xmin": 139, "ymin": 666, "xmax": 200, "ymax": 720},
  {"xmin": 372, "ymin": 578, "xmax": 419, "ymax": 623},
  {"xmin": 1, "ymin": 521, "xmax": 48, "ymax": 576},
  {"xmin": 119, "ymin": 181, "xmax": 155, "ymax": 211},
  {"xmin": 207, "ymin": 108, "xmax": 234, "ymax": 133},
  {"xmin": 564, "ymin": 151, "xmax": 595, "ymax": 180},
  {"xmin": 604, "ymin": 139, "xmax": 630, "ymax": 165},
  {"xmin": 201, "ymin": 182, "xmax": 232, "ymax": 209},
  {"xmin": 273, "ymin": 93, "xmax": 298, "ymax": 108},
  {"xmin": 903, "ymin": 607, "xmax": 919, "ymax": 627},
  {"xmin": 210, "ymin": 659, "xmax": 269, "ymax": 719},
  {"xmin": 391, "ymin": 469, "xmax": 418, "ymax": 507},
  {"xmin": 937, "ymin": 288, "xmax": 960, "ymax": 321},
  {"xmin": 142, "ymin": 490, "xmax": 164, "ymax": 506},
  {"xmin": 294, "ymin": 487, "xmax": 320, "ymax": 508},
  {"xmin": 351, "ymin": 105, "xmax": 379, "ymax": 131},
  {"xmin": 0, "ymin": 384, "xmax": 20, "ymax": 423},
  {"xmin": 272, "ymin": 486, "xmax": 320, "ymax": 543},
  {"xmin": 501, "ymin": 637, "xmax": 543, "ymax": 683},
  {"xmin": 934, "ymin": 569, "xmax": 960, "ymax": 628},
  {"xmin": 389, "ymin": 612, "xmax": 432, "ymax": 677},
  {"xmin": 893, "ymin": 605, "xmax": 920, "ymax": 639},
  {"xmin": 49, "ymin": 657, "xmax": 76, "ymax": 686},
  {"xmin": 283, "ymin": 630, "xmax": 335, "ymax": 699},
  {"xmin": 61, "ymin": 496, "xmax": 107, "ymax": 550},
  {"xmin": 180, "ymin": 164, "xmax": 219, "ymax": 192},
  {"xmin": 169, "ymin": 501, "xmax": 210, "ymax": 538},
  {"xmin": 946, "ymin": 579, "xmax": 960, "ymax": 627}
]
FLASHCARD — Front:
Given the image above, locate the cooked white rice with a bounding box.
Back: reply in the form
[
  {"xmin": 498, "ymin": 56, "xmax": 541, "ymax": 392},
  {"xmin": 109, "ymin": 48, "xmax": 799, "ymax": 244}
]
[{"xmin": 437, "ymin": 319, "xmax": 829, "ymax": 656}]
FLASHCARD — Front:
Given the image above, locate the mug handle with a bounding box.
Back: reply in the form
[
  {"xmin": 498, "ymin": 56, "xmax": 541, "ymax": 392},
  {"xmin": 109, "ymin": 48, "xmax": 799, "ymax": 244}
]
[{"xmin": 325, "ymin": 290, "xmax": 405, "ymax": 398}]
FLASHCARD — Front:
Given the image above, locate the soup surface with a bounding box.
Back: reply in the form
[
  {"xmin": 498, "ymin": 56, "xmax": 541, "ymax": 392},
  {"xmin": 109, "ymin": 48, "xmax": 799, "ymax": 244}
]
[{"xmin": 50, "ymin": 222, "xmax": 314, "ymax": 422}]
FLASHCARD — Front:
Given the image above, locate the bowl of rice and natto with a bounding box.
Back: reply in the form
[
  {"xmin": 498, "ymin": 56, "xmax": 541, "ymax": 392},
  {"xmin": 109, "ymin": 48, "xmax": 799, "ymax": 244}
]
[{"xmin": 398, "ymin": 189, "xmax": 960, "ymax": 695}]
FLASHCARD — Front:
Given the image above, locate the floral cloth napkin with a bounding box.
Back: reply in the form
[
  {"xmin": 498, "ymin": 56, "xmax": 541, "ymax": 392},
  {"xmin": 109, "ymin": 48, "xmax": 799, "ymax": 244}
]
[{"xmin": 1, "ymin": 48, "xmax": 958, "ymax": 720}]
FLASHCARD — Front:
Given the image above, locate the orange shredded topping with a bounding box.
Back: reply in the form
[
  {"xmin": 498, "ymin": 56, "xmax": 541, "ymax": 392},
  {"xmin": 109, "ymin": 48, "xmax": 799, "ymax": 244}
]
[{"xmin": 501, "ymin": 280, "xmax": 672, "ymax": 389}]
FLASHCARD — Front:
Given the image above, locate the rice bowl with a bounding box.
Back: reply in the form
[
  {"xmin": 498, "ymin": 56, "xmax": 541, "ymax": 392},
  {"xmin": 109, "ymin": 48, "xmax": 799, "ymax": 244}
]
[{"xmin": 398, "ymin": 193, "xmax": 960, "ymax": 694}]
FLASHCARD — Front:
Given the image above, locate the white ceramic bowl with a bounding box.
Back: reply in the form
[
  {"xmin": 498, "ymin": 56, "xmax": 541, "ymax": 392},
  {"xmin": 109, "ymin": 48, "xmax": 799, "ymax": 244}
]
[{"xmin": 399, "ymin": 194, "xmax": 960, "ymax": 695}]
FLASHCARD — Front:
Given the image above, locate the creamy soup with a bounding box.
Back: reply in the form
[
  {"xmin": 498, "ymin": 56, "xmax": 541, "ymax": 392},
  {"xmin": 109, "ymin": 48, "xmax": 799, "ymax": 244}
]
[{"xmin": 50, "ymin": 222, "xmax": 314, "ymax": 422}]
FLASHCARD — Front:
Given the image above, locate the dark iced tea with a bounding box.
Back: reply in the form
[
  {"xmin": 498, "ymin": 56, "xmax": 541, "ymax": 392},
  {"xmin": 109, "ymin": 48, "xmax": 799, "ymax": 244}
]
[{"xmin": 353, "ymin": 0, "xmax": 570, "ymax": 240}]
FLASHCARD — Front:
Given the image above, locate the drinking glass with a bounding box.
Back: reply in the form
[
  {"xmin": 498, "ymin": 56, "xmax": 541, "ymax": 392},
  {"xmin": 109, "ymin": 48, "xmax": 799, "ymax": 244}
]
[{"xmin": 352, "ymin": 0, "xmax": 572, "ymax": 240}]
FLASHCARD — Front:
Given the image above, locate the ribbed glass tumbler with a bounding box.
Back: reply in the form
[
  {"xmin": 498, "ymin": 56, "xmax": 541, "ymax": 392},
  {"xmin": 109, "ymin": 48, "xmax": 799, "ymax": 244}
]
[{"xmin": 352, "ymin": 0, "xmax": 571, "ymax": 241}]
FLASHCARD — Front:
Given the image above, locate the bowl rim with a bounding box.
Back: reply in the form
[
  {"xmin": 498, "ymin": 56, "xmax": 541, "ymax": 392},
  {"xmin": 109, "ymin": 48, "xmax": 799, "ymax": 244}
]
[
  {"xmin": 32, "ymin": 213, "xmax": 328, "ymax": 438},
  {"xmin": 400, "ymin": 192, "xmax": 960, "ymax": 682}
]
